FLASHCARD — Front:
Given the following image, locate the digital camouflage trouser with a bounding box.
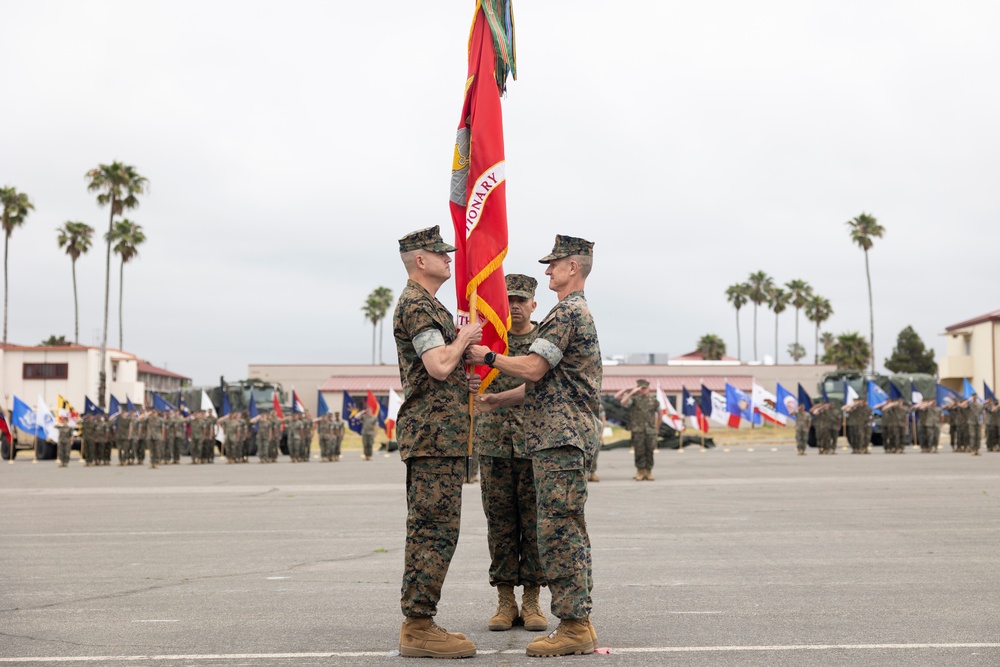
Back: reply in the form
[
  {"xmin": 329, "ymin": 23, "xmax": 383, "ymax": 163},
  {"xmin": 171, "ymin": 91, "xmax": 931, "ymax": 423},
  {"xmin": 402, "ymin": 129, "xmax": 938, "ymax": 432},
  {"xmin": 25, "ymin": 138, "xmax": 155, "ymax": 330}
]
[
  {"xmin": 534, "ymin": 446, "xmax": 592, "ymax": 621},
  {"xmin": 632, "ymin": 431, "xmax": 656, "ymax": 470},
  {"xmin": 479, "ymin": 455, "xmax": 544, "ymax": 588},
  {"xmin": 401, "ymin": 456, "xmax": 464, "ymax": 617},
  {"xmin": 362, "ymin": 434, "xmax": 374, "ymax": 458}
]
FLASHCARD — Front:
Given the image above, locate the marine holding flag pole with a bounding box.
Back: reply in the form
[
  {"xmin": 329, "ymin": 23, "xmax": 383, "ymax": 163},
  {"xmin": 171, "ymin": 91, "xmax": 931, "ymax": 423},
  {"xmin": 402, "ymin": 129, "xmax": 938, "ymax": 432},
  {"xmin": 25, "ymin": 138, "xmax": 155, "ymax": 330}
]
[{"xmin": 450, "ymin": 1, "xmax": 516, "ymax": 478}]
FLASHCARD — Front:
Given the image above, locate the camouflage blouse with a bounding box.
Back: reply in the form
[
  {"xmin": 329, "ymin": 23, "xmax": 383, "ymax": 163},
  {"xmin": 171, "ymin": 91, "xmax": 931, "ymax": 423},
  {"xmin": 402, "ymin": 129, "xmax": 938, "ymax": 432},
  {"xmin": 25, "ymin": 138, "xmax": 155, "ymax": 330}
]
[
  {"xmin": 393, "ymin": 279, "xmax": 470, "ymax": 460},
  {"xmin": 523, "ymin": 291, "xmax": 602, "ymax": 456},
  {"xmin": 475, "ymin": 323, "xmax": 538, "ymax": 459}
]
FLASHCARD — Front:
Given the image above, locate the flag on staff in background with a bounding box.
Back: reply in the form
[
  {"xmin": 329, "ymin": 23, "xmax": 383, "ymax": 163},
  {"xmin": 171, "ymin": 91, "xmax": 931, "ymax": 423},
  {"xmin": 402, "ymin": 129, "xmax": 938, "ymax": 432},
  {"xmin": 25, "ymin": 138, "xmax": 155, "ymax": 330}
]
[
  {"xmin": 776, "ymin": 383, "xmax": 798, "ymax": 420},
  {"xmin": 366, "ymin": 389, "xmax": 381, "ymax": 423},
  {"xmin": 272, "ymin": 392, "xmax": 284, "ymax": 429},
  {"xmin": 84, "ymin": 396, "xmax": 104, "ymax": 416},
  {"xmin": 385, "ymin": 389, "xmax": 403, "ymax": 440},
  {"xmin": 0, "ymin": 408, "xmax": 10, "ymax": 442},
  {"xmin": 962, "ymin": 378, "xmax": 977, "ymax": 399},
  {"xmin": 709, "ymin": 391, "xmax": 733, "ymax": 428},
  {"xmin": 177, "ymin": 392, "xmax": 190, "ymax": 417},
  {"xmin": 127, "ymin": 395, "xmax": 140, "ymax": 415},
  {"xmin": 681, "ymin": 387, "xmax": 708, "ymax": 432},
  {"xmin": 449, "ymin": 0, "xmax": 516, "ymax": 390},
  {"xmin": 221, "ymin": 392, "xmax": 231, "ymax": 417},
  {"xmin": 317, "ymin": 392, "xmax": 330, "ymax": 418},
  {"xmin": 797, "ymin": 384, "xmax": 813, "ymax": 412},
  {"xmin": 36, "ymin": 395, "xmax": 58, "ymax": 442},
  {"xmin": 889, "ymin": 382, "xmax": 903, "ymax": 401},
  {"xmin": 753, "ymin": 383, "xmax": 787, "ymax": 426},
  {"xmin": 108, "ymin": 395, "xmax": 121, "ymax": 419},
  {"xmin": 911, "ymin": 382, "xmax": 923, "ymax": 404},
  {"xmin": 292, "ymin": 390, "xmax": 306, "ymax": 414},
  {"xmin": 867, "ymin": 380, "xmax": 889, "ymax": 413},
  {"xmin": 724, "ymin": 383, "xmax": 751, "ymax": 427},
  {"xmin": 845, "ymin": 382, "xmax": 860, "ymax": 405},
  {"xmin": 343, "ymin": 394, "xmax": 363, "ymax": 435},
  {"xmin": 12, "ymin": 396, "xmax": 44, "ymax": 439},
  {"xmin": 986, "ymin": 382, "xmax": 996, "ymax": 401},
  {"xmin": 57, "ymin": 395, "xmax": 80, "ymax": 426},
  {"xmin": 248, "ymin": 395, "xmax": 259, "ymax": 432},
  {"xmin": 936, "ymin": 384, "xmax": 960, "ymax": 408},
  {"xmin": 152, "ymin": 392, "xmax": 176, "ymax": 412},
  {"xmin": 657, "ymin": 381, "xmax": 685, "ymax": 432}
]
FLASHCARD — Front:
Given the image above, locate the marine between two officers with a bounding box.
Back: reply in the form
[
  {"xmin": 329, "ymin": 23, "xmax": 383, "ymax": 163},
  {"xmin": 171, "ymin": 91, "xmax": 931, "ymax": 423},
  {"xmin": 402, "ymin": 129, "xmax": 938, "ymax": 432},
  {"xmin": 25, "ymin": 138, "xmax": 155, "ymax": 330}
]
[{"xmin": 393, "ymin": 227, "xmax": 601, "ymax": 658}]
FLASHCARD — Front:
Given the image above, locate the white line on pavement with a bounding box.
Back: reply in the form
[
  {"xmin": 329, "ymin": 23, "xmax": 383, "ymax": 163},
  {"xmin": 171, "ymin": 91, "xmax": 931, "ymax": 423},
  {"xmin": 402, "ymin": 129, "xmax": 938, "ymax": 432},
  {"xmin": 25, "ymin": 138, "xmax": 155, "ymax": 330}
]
[{"xmin": 3, "ymin": 644, "xmax": 1000, "ymax": 662}]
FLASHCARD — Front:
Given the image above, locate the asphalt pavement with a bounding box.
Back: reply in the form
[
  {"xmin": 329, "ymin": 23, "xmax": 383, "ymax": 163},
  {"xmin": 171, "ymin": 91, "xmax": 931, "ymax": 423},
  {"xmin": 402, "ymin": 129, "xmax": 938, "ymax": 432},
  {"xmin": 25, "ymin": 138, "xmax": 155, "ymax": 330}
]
[{"xmin": 2, "ymin": 444, "xmax": 999, "ymax": 666}]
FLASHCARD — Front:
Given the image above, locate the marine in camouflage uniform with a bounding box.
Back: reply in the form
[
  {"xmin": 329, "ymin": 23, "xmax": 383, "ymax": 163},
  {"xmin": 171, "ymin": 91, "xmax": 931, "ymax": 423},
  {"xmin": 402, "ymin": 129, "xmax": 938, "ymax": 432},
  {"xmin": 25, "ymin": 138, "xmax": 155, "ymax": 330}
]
[
  {"xmin": 917, "ymin": 401, "xmax": 942, "ymax": 453},
  {"xmin": 621, "ymin": 379, "xmax": 659, "ymax": 480},
  {"xmin": 470, "ymin": 235, "xmax": 601, "ymax": 657},
  {"xmin": 317, "ymin": 414, "xmax": 333, "ymax": 461},
  {"xmin": 331, "ymin": 412, "xmax": 346, "ymax": 461},
  {"xmin": 985, "ymin": 399, "xmax": 1000, "ymax": 452},
  {"xmin": 361, "ymin": 410, "xmax": 377, "ymax": 461},
  {"xmin": 844, "ymin": 399, "xmax": 872, "ymax": 454},
  {"xmin": 146, "ymin": 410, "xmax": 165, "ymax": 468},
  {"xmin": 116, "ymin": 412, "xmax": 131, "ymax": 465},
  {"xmin": 79, "ymin": 415, "xmax": 94, "ymax": 466},
  {"xmin": 794, "ymin": 405, "xmax": 811, "ymax": 454},
  {"xmin": 811, "ymin": 403, "xmax": 832, "ymax": 454},
  {"xmin": 966, "ymin": 397, "xmax": 983, "ymax": 455},
  {"xmin": 133, "ymin": 412, "xmax": 146, "ymax": 464},
  {"xmin": 475, "ymin": 273, "xmax": 546, "ymax": 632},
  {"xmin": 96, "ymin": 416, "xmax": 111, "ymax": 465},
  {"xmin": 392, "ymin": 226, "xmax": 481, "ymax": 658},
  {"xmin": 56, "ymin": 420, "xmax": 74, "ymax": 467}
]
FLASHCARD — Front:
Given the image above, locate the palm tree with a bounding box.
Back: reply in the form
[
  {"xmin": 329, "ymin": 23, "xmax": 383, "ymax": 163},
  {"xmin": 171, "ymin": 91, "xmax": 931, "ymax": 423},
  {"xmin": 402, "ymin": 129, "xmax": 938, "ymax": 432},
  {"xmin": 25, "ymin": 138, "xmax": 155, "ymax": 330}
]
[
  {"xmin": 725, "ymin": 282, "xmax": 749, "ymax": 360},
  {"xmin": 696, "ymin": 334, "xmax": 727, "ymax": 360},
  {"xmin": 821, "ymin": 331, "xmax": 871, "ymax": 371},
  {"xmin": 819, "ymin": 331, "xmax": 835, "ymax": 352},
  {"xmin": 56, "ymin": 221, "xmax": 95, "ymax": 344},
  {"xmin": 805, "ymin": 295, "xmax": 833, "ymax": 364},
  {"xmin": 1, "ymin": 186, "xmax": 35, "ymax": 343},
  {"xmin": 768, "ymin": 287, "xmax": 791, "ymax": 364},
  {"xmin": 372, "ymin": 286, "xmax": 394, "ymax": 364},
  {"xmin": 784, "ymin": 279, "xmax": 812, "ymax": 358},
  {"xmin": 362, "ymin": 293, "xmax": 381, "ymax": 364},
  {"xmin": 846, "ymin": 212, "xmax": 885, "ymax": 373},
  {"xmin": 106, "ymin": 219, "xmax": 146, "ymax": 351},
  {"xmin": 745, "ymin": 271, "xmax": 774, "ymax": 361},
  {"xmin": 86, "ymin": 162, "xmax": 148, "ymax": 408},
  {"xmin": 787, "ymin": 342, "xmax": 806, "ymax": 363}
]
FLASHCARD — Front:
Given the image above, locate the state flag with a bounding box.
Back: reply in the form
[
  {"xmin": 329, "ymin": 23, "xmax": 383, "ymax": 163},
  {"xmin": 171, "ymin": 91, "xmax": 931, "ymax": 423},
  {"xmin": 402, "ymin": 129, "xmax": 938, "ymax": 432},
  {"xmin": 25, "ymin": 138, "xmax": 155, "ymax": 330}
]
[
  {"xmin": 292, "ymin": 390, "xmax": 306, "ymax": 414},
  {"xmin": 753, "ymin": 383, "xmax": 787, "ymax": 426},
  {"xmin": 709, "ymin": 391, "xmax": 734, "ymax": 428},
  {"xmin": 343, "ymin": 394, "xmax": 364, "ymax": 435},
  {"xmin": 656, "ymin": 381, "xmax": 684, "ymax": 432},
  {"xmin": 682, "ymin": 387, "xmax": 708, "ymax": 432},
  {"xmin": 776, "ymin": 383, "xmax": 798, "ymax": 421},
  {"xmin": 867, "ymin": 381, "xmax": 889, "ymax": 412},
  {"xmin": 724, "ymin": 383, "xmax": 751, "ymax": 427}
]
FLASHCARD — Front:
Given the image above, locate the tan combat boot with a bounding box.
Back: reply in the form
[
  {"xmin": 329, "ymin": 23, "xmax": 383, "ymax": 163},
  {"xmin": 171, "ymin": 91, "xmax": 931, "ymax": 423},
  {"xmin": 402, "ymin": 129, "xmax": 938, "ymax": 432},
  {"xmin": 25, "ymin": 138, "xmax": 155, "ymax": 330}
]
[
  {"xmin": 633, "ymin": 469, "xmax": 643, "ymax": 481},
  {"xmin": 399, "ymin": 616, "xmax": 476, "ymax": 658},
  {"xmin": 525, "ymin": 618, "xmax": 595, "ymax": 657},
  {"xmin": 520, "ymin": 585, "xmax": 548, "ymax": 632},
  {"xmin": 488, "ymin": 584, "xmax": 519, "ymax": 631},
  {"xmin": 587, "ymin": 471, "xmax": 600, "ymax": 482},
  {"xmin": 645, "ymin": 468, "xmax": 655, "ymax": 481}
]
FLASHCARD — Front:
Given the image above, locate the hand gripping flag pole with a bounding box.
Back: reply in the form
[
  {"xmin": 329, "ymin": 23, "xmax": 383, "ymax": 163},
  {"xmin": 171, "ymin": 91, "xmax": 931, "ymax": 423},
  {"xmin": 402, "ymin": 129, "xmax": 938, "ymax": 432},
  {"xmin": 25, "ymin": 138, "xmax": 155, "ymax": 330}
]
[{"xmin": 450, "ymin": 1, "xmax": 516, "ymax": 482}]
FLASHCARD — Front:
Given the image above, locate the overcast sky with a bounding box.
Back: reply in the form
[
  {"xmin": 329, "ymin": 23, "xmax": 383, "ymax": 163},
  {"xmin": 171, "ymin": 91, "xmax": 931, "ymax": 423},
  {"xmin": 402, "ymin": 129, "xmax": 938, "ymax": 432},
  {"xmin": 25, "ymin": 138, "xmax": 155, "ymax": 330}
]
[{"xmin": 2, "ymin": 0, "xmax": 997, "ymax": 386}]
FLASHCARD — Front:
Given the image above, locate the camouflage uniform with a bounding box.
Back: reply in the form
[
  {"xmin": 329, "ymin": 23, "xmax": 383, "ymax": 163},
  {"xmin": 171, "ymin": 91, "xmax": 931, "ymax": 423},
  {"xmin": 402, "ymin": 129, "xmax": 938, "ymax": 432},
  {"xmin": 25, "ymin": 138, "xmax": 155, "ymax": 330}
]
[
  {"xmin": 393, "ymin": 248, "xmax": 470, "ymax": 620},
  {"xmin": 794, "ymin": 408, "xmax": 811, "ymax": 454},
  {"xmin": 985, "ymin": 401, "xmax": 1000, "ymax": 452},
  {"xmin": 523, "ymin": 287, "xmax": 602, "ymax": 620},
  {"xmin": 80, "ymin": 416, "xmax": 95, "ymax": 466},
  {"xmin": 318, "ymin": 416, "xmax": 333, "ymax": 461},
  {"xmin": 625, "ymin": 383, "xmax": 659, "ymax": 475},
  {"xmin": 133, "ymin": 413, "xmax": 146, "ymax": 464},
  {"xmin": 476, "ymin": 303, "xmax": 543, "ymax": 590},
  {"xmin": 116, "ymin": 414, "xmax": 131, "ymax": 464},
  {"xmin": 846, "ymin": 401, "xmax": 872, "ymax": 453},
  {"xmin": 146, "ymin": 413, "xmax": 165, "ymax": 467},
  {"xmin": 949, "ymin": 403, "xmax": 964, "ymax": 451},
  {"xmin": 331, "ymin": 415, "xmax": 345, "ymax": 460},
  {"xmin": 56, "ymin": 423, "xmax": 74, "ymax": 466},
  {"xmin": 812, "ymin": 406, "xmax": 832, "ymax": 454},
  {"xmin": 966, "ymin": 400, "xmax": 983, "ymax": 454},
  {"xmin": 361, "ymin": 412, "xmax": 377, "ymax": 459},
  {"xmin": 918, "ymin": 404, "xmax": 942, "ymax": 452},
  {"xmin": 96, "ymin": 417, "xmax": 111, "ymax": 465}
]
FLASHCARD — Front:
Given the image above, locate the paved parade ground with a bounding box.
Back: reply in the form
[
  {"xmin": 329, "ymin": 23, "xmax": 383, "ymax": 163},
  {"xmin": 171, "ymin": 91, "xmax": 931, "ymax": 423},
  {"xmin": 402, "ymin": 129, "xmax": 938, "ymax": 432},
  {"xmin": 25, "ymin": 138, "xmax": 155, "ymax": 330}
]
[{"xmin": 2, "ymin": 445, "xmax": 999, "ymax": 666}]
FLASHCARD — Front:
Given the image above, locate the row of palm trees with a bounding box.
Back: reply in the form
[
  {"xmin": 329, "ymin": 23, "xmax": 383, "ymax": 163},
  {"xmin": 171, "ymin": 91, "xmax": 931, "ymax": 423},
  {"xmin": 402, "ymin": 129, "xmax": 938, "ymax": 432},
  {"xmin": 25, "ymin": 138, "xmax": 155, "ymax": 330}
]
[
  {"xmin": 2, "ymin": 161, "xmax": 149, "ymax": 408},
  {"xmin": 725, "ymin": 212, "xmax": 884, "ymax": 368}
]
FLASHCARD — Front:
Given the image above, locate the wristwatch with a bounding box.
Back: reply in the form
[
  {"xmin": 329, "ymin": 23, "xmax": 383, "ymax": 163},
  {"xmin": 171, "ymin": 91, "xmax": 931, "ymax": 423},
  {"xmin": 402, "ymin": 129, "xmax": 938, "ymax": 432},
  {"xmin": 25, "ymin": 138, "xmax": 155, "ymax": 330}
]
[{"xmin": 484, "ymin": 351, "xmax": 497, "ymax": 367}]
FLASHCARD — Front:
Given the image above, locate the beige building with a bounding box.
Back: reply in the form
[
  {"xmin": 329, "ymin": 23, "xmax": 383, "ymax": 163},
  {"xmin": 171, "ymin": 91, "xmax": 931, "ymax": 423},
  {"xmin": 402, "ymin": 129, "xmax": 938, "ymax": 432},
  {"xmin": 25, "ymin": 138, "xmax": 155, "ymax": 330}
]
[{"xmin": 940, "ymin": 309, "xmax": 1000, "ymax": 394}]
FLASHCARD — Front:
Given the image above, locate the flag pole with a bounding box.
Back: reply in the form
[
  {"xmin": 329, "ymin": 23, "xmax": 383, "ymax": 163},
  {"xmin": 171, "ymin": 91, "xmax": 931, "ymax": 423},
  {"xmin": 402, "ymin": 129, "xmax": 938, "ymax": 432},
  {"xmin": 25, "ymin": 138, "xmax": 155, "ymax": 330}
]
[{"xmin": 466, "ymin": 290, "xmax": 479, "ymax": 484}]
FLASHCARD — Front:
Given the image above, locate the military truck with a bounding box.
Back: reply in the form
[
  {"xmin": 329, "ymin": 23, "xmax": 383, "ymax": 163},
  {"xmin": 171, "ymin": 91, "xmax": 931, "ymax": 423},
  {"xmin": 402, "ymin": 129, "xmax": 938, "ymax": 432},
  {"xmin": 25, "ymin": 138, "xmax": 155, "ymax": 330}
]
[{"xmin": 815, "ymin": 370, "xmax": 936, "ymax": 446}]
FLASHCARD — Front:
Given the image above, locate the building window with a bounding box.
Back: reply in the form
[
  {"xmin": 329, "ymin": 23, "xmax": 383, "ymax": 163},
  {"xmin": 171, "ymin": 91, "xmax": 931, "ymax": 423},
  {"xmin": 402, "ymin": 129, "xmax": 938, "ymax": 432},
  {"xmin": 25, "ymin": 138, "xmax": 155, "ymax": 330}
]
[
  {"xmin": 23, "ymin": 363, "xmax": 69, "ymax": 380},
  {"xmin": 965, "ymin": 338, "xmax": 971, "ymax": 356}
]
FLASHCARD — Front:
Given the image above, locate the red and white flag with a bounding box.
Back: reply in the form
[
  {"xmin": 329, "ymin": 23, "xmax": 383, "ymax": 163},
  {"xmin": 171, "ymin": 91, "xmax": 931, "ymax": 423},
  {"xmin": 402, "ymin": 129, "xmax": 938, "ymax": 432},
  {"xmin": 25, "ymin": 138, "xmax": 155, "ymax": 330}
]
[
  {"xmin": 752, "ymin": 382, "xmax": 787, "ymax": 426},
  {"xmin": 384, "ymin": 389, "xmax": 403, "ymax": 440},
  {"xmin": 656, "ymin": 381, "xmax": 685, "ymax": 432}
]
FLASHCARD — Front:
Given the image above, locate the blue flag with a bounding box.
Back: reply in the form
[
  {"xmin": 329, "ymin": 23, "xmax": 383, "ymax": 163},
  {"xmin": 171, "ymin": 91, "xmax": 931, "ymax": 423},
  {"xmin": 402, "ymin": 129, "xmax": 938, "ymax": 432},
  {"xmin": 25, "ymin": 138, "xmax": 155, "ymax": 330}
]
[
  {"xmin": 317, "ymin": 392, "xmax": 330, "ymax": 417},
  {"xmin": 725, "ymin": 383, "xmax": 753, "ymax": 423},
  {"xmin": 221, "ymin": 392, "xmax": 231, "ymax": 417},
  {"xmin": 12, "ymin": 396, "xmax": 45, "ymax": 439},
  {"xmin": 248, "ymin": 394, "xmax": 259, "ymax": 432},
  {"xmin": 109, "ymin": 395, "xmax": 122, "ymax": 419},
  {"xmin": 343, "ymin": 393, "xmax": 363, "ymax": 435},
  {"xmin": 700, "ymin": 385, "xmax": 713, "ymax": 418},
  {"xmin": 888, "ymin": 382, "xmax": 904, "ymax": 401},
  {"xmin": 962, "ymin": 378, "xmax": 976, "ymax": 399},
  {"xmin": 776, "ymin": 383, "xmax": 798, "ymax": 420},
  {"xmin": 84, "ymin": 396, "xmax": 104, "ymax": 416},
  {"xmin": 796, "ymin": 384, "xmax": 812, "ymax": 412},
  {"xmin": 936, "ymin": 383, "xmax": 960, "ymax": 408},
  {"xmin": 867, "ymin": 380, "xmax": 889, "ymax": 413},
  {"xmin": 126, "ymin": 395, "xmax": 140, "ymax": 414},
  {"xmin": 152, "ymin": 392, "xmax": 176, "ymax": 412},
  {"xmin": 986, "ymin": 382, "xmax": 996, "ymax": 402},
  {"xmin": 681, "ymin": 387, "xmax": 697, "ymax": 416},
  {"xmin": 177, "ymin": 392, "xmax": 190, "ymax": 417}
]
